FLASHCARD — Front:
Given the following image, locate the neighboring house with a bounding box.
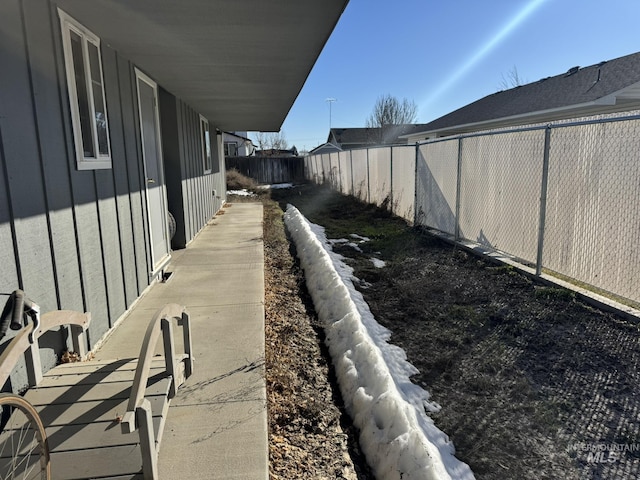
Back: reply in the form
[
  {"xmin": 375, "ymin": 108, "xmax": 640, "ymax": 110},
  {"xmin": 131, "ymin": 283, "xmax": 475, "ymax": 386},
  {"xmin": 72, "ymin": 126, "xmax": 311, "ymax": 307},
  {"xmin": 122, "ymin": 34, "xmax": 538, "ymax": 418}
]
[
  {"xmin": 328, "ymin": 124, "xmax": 430, "ymax": 149},
  {"xmin": 309, "ymin": 142, "xmax": 343, "ymax": 155},
  {"xmin": 223, "ymin": 131, "xmax": 256, "ymax": 157},
  {"xmin": 403, "ymin": 51, "xmax": 640, "ymax": 142},
  {"xmin": 0, "ymin": 0, "xmax": 347, "ymax": 390}
]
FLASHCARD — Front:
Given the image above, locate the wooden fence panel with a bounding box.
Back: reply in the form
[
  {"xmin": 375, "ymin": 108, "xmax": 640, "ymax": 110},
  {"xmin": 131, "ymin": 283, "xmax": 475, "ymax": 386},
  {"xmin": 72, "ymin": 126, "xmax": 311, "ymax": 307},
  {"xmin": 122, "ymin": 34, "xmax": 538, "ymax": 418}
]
[{"xmin": 226, "ymin": 156, "xmax": 304, "ymax": 184}]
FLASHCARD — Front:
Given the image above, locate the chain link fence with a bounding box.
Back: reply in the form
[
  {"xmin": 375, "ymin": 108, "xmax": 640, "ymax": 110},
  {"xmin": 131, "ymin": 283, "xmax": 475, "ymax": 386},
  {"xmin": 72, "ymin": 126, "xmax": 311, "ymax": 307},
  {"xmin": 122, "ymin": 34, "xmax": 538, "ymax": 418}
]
[{"xmin": 305, "ymin": 113, "xmax": 640, "ymax": 306}]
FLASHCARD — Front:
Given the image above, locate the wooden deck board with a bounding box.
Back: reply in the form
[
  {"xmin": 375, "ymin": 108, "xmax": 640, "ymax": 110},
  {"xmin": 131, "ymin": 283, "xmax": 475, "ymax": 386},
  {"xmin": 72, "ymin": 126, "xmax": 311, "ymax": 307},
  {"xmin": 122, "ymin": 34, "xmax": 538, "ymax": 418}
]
[
  {"xmin": 33, "ymin": 396, "xmax": 167, "ymax": 427},
  {"xmin": 24, "ymin": 373, "xmax": 172, "ymax": 406},
  {"xmin": 50, "ymin": 445, "xmax": 144, "ymax": 479},
  {"xmin": 15, "ymin": 356, "xmax": 186, "ymax": 479},
  {"xmin": 42, "ymin": 357, "xmax": 167, "ymax": 375},
  {"xmin": 0, "ymin": 303, "xmax": 193, "ymax": 479},
  {"xmin": 38, "ymin": 365, "xmax": 167, "ymax": 387},
  {"xmin": 45, "ymin": 416, "xmax": 163, "ymax": 451}
]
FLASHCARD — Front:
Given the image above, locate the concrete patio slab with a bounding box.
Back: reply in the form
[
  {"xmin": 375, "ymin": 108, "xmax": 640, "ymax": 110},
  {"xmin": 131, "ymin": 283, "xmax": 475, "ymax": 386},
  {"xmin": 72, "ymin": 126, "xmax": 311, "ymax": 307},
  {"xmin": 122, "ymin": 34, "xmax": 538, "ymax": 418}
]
[{"xmin": 93, "ymin": 202, "xmax": 267, "ymax": 480}]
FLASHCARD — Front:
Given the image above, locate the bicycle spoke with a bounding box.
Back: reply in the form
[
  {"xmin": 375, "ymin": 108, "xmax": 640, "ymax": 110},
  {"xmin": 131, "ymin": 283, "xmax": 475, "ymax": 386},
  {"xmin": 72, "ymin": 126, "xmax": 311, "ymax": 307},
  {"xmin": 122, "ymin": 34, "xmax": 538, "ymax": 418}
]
[{"xmin": 0, "ymin": 397, "xmax": 48, "ymax": 480}]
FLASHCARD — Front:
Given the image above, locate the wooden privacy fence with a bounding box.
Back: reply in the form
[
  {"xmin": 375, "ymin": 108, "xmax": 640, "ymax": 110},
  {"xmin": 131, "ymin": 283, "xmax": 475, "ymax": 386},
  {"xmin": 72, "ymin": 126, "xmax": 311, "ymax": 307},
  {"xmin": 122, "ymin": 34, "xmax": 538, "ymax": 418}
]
[{"xmin": 226, "ymin": 156, "xmax": 304, "ymax": 184}]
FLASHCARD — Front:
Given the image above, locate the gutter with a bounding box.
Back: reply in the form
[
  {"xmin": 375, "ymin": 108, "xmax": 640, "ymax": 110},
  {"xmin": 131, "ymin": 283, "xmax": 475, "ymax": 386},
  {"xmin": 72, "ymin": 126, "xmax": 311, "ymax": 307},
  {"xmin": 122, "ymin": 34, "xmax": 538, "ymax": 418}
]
[{"xmin": 400, "ymin": 98, "xmax": 623, "ymax": 140}]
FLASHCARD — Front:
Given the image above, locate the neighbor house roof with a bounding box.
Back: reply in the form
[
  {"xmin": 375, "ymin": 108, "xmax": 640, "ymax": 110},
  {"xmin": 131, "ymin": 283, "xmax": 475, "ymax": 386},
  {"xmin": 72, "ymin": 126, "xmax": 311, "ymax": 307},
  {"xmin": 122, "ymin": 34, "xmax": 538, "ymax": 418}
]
[
  {"xmin": 309, "ymin": 142, "xmax": 342, "ymax": 155},
  {"xmin": 56, "ymin": 0, "xmax": 349, "ymax": 132},
  {"xmin": 406, "ymin": 50, "xmax": 640, "ymax": 138},
  {"xmin": 328, "ymin": 124, "xmax": 430, "ymax": 148}
]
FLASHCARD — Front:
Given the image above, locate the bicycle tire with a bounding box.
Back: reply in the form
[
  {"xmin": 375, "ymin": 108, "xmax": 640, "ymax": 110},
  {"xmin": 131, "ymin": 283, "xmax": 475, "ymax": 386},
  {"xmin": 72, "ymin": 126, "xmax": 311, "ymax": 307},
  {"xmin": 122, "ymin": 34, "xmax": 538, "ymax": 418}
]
[{"xmin": 0, "ymin": 394, "xmax": 50, "ymax": 480}]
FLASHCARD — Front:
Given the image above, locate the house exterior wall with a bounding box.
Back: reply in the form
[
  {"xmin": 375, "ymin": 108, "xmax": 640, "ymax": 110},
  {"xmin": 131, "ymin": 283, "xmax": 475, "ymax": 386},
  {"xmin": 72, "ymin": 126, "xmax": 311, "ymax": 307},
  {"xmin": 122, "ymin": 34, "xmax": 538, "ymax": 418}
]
[
  {"xmin": 223, "ymin": 131, "xmax": 252, "ymax": 157},
  {"xmin": 160, "ymin": 90, "xmax": 226, "ymax": 249},
  {"xmin": 0, "ymin": 0, "xmax": 224, "ymax": 392}
]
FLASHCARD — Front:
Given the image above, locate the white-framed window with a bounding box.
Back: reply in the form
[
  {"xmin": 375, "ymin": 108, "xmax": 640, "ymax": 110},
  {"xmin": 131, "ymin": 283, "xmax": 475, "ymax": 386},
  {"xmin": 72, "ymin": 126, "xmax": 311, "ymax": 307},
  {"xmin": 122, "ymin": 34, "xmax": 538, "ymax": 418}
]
[
  {"xmin": 224, "ymin": 142, "xmax": 238, "ymax": 157},
  {"xmin": 59, "ymin": 9, "xmax": 112, "ymax": 170},
  {"xmin": 200, "ymin": 115, "xmax": 212, "ymax": 173}
]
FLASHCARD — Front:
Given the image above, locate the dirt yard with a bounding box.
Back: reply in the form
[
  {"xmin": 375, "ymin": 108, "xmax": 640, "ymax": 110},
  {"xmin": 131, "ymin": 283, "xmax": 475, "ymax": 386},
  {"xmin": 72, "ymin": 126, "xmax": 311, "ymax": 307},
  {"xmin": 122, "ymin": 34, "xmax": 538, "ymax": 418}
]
[{"xmin": 231, "ymin": 179, "xmax": 640, "ymax": 480}]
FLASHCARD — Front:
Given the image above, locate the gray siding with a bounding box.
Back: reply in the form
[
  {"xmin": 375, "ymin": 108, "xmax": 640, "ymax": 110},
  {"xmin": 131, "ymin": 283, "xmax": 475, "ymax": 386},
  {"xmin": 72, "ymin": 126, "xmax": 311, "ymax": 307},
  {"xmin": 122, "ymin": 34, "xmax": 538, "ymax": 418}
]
[
  {"xmin": 1, "ymin": 0, "xmax": 227, "ymax": 393},
  {"xmin": 160, "ymin": 91, "xmax": 224, "ymax": 249}
]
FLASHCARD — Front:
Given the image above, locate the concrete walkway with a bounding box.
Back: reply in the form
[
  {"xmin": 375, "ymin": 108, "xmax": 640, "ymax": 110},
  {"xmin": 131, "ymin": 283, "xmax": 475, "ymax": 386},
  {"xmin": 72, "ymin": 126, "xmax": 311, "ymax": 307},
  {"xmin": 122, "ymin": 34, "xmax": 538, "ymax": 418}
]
[{"xmin": 94, "ymin": 203, "xmax": 267, "ymax": 479}]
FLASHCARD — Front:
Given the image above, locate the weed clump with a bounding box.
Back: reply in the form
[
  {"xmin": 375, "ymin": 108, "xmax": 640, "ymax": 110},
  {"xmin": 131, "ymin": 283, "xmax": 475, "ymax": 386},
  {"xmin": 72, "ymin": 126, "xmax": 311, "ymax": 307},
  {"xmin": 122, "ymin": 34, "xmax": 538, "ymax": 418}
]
[{"xmin": 226, "ymin": 168, "xmax": 258, "ymax": 191}]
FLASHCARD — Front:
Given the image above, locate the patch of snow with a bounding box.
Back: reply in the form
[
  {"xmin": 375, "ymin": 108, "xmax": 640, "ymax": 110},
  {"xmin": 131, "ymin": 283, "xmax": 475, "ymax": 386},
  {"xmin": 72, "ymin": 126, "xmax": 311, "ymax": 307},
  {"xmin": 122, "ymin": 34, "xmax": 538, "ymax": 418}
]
[
  {"xmin": 328, "ymin": 238, "xmax": 363, "ymax": 253},
  {"xmin": 350, "ymin": 233, "xmax": 370, "ymax": 243},
  {"xmin": 284, "ymin": 204, "xmax": 474, "ymax": 480},
  {"xmin": 257, "ymin": 182, "xmax": 294, "ymax": 190},
  {"xmin": 227, "ymin": 189, "xmax": 256, "ymax": 197},
  {"xmin": 347, "ymin": 242, "xmax": 363, "ymax": 253},
  {"xmin": 371, "ymin": 257, "xmax": 386, "ymax": 268}
]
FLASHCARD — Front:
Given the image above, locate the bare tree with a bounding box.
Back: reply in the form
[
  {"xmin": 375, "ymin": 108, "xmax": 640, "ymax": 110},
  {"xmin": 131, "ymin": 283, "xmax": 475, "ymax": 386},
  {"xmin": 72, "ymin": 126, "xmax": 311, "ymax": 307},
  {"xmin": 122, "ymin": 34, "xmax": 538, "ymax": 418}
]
[
  {"xmin": 255, "ymin": 132, "xmax": 268, "ymax": 151},
  {"xmin": 366, "ymin": 94, "xmax": 418, "ymax": 128},
  {"xmin": 499, "ymin": 66, "xmax": 527, "ymax": 90},
  {"xmin": 365, "ymin": 94, "xmax": 418, "ymax": 144},
  {"xmin": 269, "ymin": 131, "xmax": 288, "ymax": 150},
  {"xmin": 255, "ymin": 131, "xmax": 289, "ymax": 152}
]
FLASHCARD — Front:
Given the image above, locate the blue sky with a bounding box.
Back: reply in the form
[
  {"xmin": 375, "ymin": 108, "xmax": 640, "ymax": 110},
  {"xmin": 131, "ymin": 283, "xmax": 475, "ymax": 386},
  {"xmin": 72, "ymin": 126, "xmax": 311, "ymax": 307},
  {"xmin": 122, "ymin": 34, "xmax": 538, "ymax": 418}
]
[{"xmin": 270, "ymin": 0, "xmax": 640, "ymax": 152}]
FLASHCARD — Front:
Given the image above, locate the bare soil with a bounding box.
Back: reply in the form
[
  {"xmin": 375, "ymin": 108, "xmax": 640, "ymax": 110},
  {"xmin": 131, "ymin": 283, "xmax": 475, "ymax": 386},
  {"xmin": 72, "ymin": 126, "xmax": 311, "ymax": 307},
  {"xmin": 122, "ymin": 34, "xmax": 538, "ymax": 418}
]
[
  {"xmin": 232, "ymin": 181, "xmax": 640, "ymax": 480},
  {"xmin": 260, "ymin": 195, "xmax": 372, "ymax": 479}
]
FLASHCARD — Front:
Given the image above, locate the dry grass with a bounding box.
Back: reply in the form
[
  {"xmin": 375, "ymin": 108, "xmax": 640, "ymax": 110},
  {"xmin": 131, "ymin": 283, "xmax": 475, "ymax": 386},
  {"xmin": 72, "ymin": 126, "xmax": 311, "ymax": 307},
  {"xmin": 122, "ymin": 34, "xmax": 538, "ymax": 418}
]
[{"xmin": 226, "ymin": 168, "xmax": 258, "ymax": 191}]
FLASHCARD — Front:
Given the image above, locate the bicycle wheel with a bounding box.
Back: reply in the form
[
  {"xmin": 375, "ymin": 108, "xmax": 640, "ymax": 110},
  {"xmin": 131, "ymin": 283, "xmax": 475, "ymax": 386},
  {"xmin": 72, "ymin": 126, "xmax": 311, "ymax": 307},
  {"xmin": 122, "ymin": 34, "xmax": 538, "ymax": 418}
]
[{"xmin": 0, "ymin": 394, "xmax": 50, "ymax": 480}]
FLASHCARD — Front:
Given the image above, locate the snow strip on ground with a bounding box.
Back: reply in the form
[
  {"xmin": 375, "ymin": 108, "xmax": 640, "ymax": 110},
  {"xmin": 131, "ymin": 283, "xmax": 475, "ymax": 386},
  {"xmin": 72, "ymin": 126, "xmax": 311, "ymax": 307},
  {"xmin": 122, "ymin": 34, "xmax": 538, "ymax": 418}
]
[
  {"xmin": 284, "ymin": 205, "xmax": 474, "ymax": 480},
  {"xmin": 257, "ymin": 182, "xmax": 294, "ymax": 190},
  {"xmin": 226, "ymin": 189, "xmax": 256, "ymax": 197}
]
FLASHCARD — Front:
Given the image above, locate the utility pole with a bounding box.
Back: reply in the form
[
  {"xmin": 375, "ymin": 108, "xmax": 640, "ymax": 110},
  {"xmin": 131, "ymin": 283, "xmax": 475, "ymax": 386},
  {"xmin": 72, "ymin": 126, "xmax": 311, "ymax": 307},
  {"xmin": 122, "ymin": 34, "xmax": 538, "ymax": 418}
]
[{"xmin": 325, "ymin": 98, "xmax": 337, "ymax": 129}]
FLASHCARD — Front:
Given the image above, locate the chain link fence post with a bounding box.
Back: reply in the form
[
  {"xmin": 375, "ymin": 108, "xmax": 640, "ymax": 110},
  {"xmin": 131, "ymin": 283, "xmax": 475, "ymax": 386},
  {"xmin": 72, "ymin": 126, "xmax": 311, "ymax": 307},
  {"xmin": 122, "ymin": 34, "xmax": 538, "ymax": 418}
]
[
  {"xmin": 536, "ymin": 126, "xmax": 552, "ymax": 276},
  {"xmin": 390, "ymin": 146, "xmax": 394, "ymax": 212},
  {"xmin": 454, "ymin": 137, "xmax": 463, "ymax": 241},
  {"xmin": 350, "ymin": 149, "xmax": 354, "ymax": 196},
  {"xmin": 366, "ymin": 148, "xmax": 371, "ymax": 203},
  {"xmin": 413, "ymin": 142, "xmax": 420, "ymax": 226}
]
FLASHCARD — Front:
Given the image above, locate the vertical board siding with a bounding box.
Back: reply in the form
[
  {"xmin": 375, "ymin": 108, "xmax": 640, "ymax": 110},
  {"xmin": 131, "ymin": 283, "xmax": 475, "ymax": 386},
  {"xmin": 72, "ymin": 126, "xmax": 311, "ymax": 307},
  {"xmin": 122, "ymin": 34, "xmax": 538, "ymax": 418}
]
[
  {"xmin": 0, "ymin": 0, "xmax": 151, "ymax": 392},
  {"xmin": 160, "ymin": 93, "xmax": 220, "ymax": 248},
  {"xmin": 108, "ymin": 55, "xmax": 140, "ymax": 308},
  {"xmin": 0, "ymin": 146, "xmax": 20, "ymax": 296},
  {"xmin": 158, "ymin": 88, "xmax": 187, "ymax": 249},
  {"xmin": 179, "ymin": 102, "xmax": 194, "ymax": 241},
  {"xmin": 0, "ymin": 0, "xmax": 61, "ymax": 390},
  {"xmin": 96, "ymin": 48, "xmax": 127, "ymax": 324},
  {"xmin": 0, "ymin": 0, "xmax": 58, "ymax": 315},
  {"xmin": 1, "ymin": 0, "xmax": 225, "ymax": 392},
  {"xmin": 23, "ymin": 0, "xmax": 83, "ymax": 314},
  {"xmin": 116, "ymin": 54, "xmax": 149, "ymax": 297}
]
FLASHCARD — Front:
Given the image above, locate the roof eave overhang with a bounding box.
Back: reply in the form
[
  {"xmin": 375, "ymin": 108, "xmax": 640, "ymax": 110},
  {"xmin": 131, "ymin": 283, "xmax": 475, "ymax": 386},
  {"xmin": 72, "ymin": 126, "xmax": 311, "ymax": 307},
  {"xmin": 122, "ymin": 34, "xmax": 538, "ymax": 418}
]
[{"xmin": 55, "ymin": 0, "xmax": 349, "ymax": 132}]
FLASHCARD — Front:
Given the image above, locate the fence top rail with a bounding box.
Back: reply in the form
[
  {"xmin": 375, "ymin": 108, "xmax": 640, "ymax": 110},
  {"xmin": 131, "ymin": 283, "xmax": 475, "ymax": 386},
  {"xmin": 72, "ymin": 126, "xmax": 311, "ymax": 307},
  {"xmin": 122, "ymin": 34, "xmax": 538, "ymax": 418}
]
[
  {"xmin": 303, "ymin": 112, "xmax": 640, "ymax": 158},
  {"xmin": 416, "ymin": 112, "xmax": 640, "ymax": 147}
]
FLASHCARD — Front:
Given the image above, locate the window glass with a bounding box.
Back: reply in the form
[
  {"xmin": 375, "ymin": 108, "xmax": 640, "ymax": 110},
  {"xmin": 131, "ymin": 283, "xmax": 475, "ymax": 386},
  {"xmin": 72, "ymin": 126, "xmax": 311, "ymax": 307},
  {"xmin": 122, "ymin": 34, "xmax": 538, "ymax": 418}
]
[
  {"xmin": 201, "ymin": 118, "xmax": 212, "ymax": 173},
  {"xmin": 59, "ymin": 9, "xmax": 111, "ymax": 169},
  {"xmin": 88, "ymin": 42, "xmax": 109, "ymax": 156},
  {"xmin": 225, "ymin": 143, "xmax": 238, "ymax": 156},
  {"xmin": 70, "ymin": 30, "xmax": 94, "ymax": 158}
]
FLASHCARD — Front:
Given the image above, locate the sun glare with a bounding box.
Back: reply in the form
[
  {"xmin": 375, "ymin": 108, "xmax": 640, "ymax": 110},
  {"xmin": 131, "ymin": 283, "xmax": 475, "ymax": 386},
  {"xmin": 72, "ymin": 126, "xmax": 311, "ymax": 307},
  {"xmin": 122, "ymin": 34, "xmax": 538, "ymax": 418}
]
[{"xmin": 420, "ymin": 0, "xmax": 549, "ymax": 117}]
